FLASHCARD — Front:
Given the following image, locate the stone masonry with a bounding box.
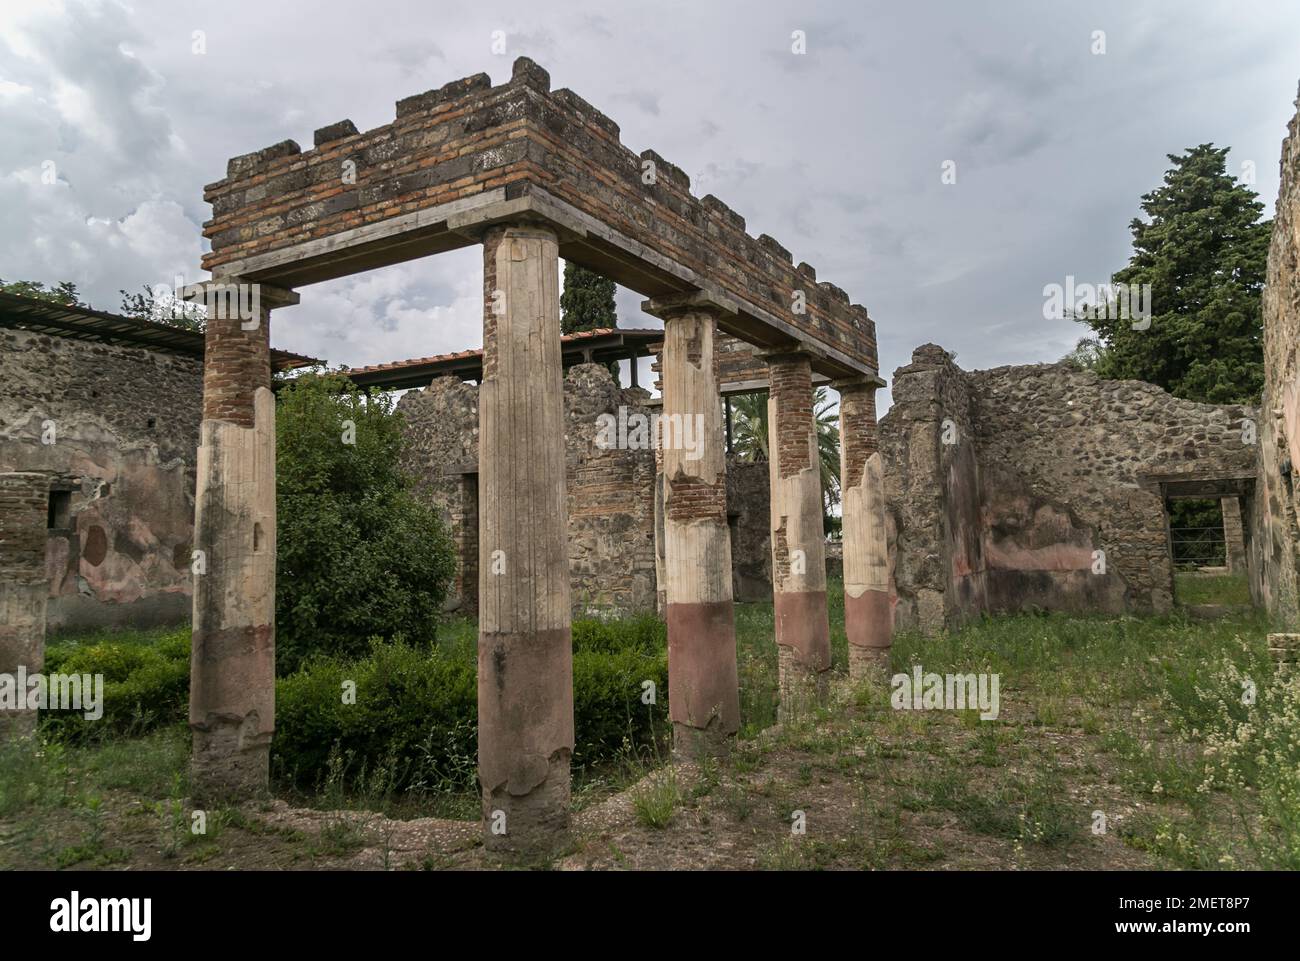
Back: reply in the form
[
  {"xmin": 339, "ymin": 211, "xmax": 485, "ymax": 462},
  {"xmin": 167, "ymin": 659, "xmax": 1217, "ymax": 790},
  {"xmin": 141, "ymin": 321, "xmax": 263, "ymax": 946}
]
[
  {"xmin": 0, "ymin": 472, "xmax": 49, "ymax": 739},
  {"xmin": 0, "ymin": 328, "xmax": 201, "ymax": 630},
  {"xmin": 398, "ymin": 363, "xmax": 770, "ymax": 618},
  {"xmin": 1248, "ymin": 86, "xmax": 1300, "ymax": 628},
  {"xmin": 196, "ymin": 57, "xmax": 882, "ymax": 856},
  {"xmin": 882, "ymin": 346, "xmax": 1258, "ymax": 633}
]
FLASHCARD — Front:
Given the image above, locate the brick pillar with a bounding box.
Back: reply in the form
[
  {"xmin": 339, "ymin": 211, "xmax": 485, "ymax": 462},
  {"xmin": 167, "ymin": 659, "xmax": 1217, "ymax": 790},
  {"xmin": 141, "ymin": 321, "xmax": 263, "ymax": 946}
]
[
  {"xmin": 644, "ymin": 294, "xmax": 740, "ymax": 758},
  {"xmin": 765, "ymin": 351, "xmax": 831, "ymax": 711},
  {"xmin": 1221, "ymin": 496, "xmax": 1246, "ymax": 574},
  {"xmin": 477, "ymin": 224, "xmax": 574, "ymax": 856},
  {"xmin": 651, "ymin": 349, "xmax": 668, "ymax": 618},
  {"xmin": 0, "ymin": 473, "xmax": 49, "ymax": 740},
  {"xmin": 452, "ymin": 472, "xmax": 479, "ymax": 613},
  {"xmin": 653, "ymin": 463, "xmax": 667, "ymax": 618},
  {"xmin": 837, "ymin": 379, "xmax": 892, "ymax": 677},
  {"xmin": 188, "ymin": 279, "xmax": 297, "ymax": 802}
]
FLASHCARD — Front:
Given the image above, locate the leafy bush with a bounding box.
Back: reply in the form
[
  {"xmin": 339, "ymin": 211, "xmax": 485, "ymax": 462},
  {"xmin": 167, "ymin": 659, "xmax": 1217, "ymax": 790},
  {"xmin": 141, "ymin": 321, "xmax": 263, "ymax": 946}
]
[
  {"xmin": 40, "ymin": 629, "xmax": 191, "ymax": 743},
  {"xmin": 274, "ymin": 626, "xmax": 668, "ymax": 792},
  {"xmin": 39, "ymin": 618, "xmax": 669, "ymax": 792},
  {"xmin": 273, "ymin": 639, "xmax": 477, "ymax": 791},
  {"xmin": 275, "ymin": 373, "xmax": 456, "ymax": 674},
  {"xmin": 571, "ymin": 614, "xmax": 665, "ymax": 655}
]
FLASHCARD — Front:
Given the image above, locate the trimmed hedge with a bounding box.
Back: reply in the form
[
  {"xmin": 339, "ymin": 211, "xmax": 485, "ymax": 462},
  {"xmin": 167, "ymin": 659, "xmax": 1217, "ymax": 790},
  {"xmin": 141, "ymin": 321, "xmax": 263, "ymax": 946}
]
[
  {"xmin": 41, "ymin": 630, "xmax": 191, "ymax": 743},
  {"xmin": 39, "ymin": 621, "xmax": 669, "ymax": 791},
  {"xmin": 274, "ymin": 636, "xmax": 668, "ymax": 791}
]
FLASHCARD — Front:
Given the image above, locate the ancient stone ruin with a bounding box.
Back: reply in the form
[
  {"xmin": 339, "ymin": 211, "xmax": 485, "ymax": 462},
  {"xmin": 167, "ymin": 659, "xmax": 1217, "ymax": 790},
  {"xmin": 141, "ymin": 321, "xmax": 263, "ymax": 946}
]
[
  {"xmin": 1249, "ymin": 87, "xmax": 1300, "ymax": 629},
  {"xmin": 880, "ymin": 345, "xmax": 1258, "ymax": 633},
  {"xmin": 188, "ymin": 57, "xmax": 889, "ymax": 856},
  {"xmin": 0, "ymin": 295, "xmax": 314, "ymax": 630},
  {"xmin": 7, "ymin": 54, "xmax": 1294, "ymax": 868},
  {"xmin": 365, "ymin": 331, "xmax": 776, "ymax": 618}
]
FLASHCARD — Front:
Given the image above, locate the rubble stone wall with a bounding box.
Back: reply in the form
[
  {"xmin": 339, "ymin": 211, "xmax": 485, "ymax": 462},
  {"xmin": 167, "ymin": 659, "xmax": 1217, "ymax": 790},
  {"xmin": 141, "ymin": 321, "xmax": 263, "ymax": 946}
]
[
  {"xmin": 1249, "ymin": 88, "xmax": 1300, "ymax": 627},
  {"xmin": 398, "ymin": 362, "xmax": 771, "ymax": 617},
  {"xmin": 881, "ymin": 345, "xmax": 1257, "ymax": 633},
  {"xmin": 0, "ymin": 329, "xmax": 200, "ymax": 629}
]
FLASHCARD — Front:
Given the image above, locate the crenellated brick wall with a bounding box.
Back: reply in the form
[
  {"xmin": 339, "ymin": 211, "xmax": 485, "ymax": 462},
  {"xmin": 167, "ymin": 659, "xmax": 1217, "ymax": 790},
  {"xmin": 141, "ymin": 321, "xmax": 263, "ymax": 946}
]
[{"xmin": 200, "ymin": 58, "xmax": 878, "ymax": 379}]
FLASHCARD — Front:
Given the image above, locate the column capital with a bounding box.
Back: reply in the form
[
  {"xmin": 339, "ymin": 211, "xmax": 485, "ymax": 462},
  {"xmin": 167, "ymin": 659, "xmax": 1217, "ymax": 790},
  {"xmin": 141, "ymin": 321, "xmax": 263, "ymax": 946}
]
[
  {"xmin": 641, "ymin": 288, "xmax": 739, "ymax": 321},
  {"xmin": 832, "ymin": 373, "xmax": 888, "ymax": 390},
  {"xmin": 184, "ymin": 277, "xmax": 300, "ymax": 310},
  {"xmin": 482, "ymin": 220, "xmax": 561, "ymax": 243},
  {"xmin": 757, "ymin": 345, "xmax": 814, "ymax": 364}
]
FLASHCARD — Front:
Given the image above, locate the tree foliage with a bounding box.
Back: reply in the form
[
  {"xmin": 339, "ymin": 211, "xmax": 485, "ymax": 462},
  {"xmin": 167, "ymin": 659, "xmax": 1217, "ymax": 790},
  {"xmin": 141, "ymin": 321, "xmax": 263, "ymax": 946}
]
[
  {"xmin": 729, "ymin": 387, "xmax": 842, "ymax": 525},
  {"xmin": 1074, "ymin": 144, "xmax": 1270, "ymax": 404},
  {"xmin": 0, "ymin": 278, "xmax": 86, "ymax": 306},
  {"xmin": 119, "ymin": 284, "xmax": 206, "ymax": 331},
  {"xmin": 275, "ymin": 373, "xmax": 455, "ymax": 674},
  {"xmin": 560, "ymin": 262, "xmax": 617, "ymax": 334}
]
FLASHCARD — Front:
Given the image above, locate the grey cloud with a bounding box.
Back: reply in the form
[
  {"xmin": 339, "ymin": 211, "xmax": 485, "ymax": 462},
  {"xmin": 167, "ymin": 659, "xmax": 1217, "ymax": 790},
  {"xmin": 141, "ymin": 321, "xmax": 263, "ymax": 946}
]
[{"xmin": 0, "ymin": 0, "xmax": 1297, "ymax": 401}]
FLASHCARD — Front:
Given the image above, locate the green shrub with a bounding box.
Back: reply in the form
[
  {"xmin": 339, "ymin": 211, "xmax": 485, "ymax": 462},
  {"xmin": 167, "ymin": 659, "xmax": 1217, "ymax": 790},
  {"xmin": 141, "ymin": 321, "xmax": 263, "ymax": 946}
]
[
  {"xmin": 40, "ymin": 629, "xmax": 191, "ymax": 743},
  {"xmin": 39, "ymin": 616, "xmax": 670, "ymax": 791},
  {"xmin": 572, "ymin": 646, "xmax": 667, "ymax": 766},
  {"xmin": 273, "ymin": 629, "xmax": 668, "ymax": 792},
  {"xmin": 571, "ymin": 614, "xmax": 665, "ymax": 655},
  {"xmin": 275, "ymin": 373, "xmax": 456, "ymax": 674},
  {"xmin": 273, "ymin": 639, "xmax": 478, "ymax": 791}
]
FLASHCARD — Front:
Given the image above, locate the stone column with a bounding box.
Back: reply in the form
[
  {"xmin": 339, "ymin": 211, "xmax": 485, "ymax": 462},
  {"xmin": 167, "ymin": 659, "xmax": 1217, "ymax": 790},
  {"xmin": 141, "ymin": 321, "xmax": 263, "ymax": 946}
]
[
  {"xmin": 653, "ymin": 464, "xmax": 668, "ymax": 618},
  {"xmin": 477, "ymin": 224, "xmax": 574, "ymax": 856},
  {"xmin": 0, "ymin": 472, "xmax": 49, "ymax": 740},
  {"xmin": 1221, "ymin": 496, "xmax": 1246, "ymax": 574},
  {"xmin": 837, "ymin": 378, "xmax": 892, "ymax": 678},
  {"xmin": 765, "ymin": 351, "xmax": 831, "ymax": 711},
  {"xmin": 644, "ymin": 293, "xmax": 740, "ymax": 758},
  {"xmin": 188, "ymin": 279, "xmax": 296, "ymax": 803}
]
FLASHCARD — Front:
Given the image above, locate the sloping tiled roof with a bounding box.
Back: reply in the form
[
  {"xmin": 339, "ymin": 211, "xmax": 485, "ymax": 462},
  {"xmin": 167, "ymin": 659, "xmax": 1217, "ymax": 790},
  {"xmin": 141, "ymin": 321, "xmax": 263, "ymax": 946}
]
[
  {"xmin": 0, "ymin": 291, "xmax": 320, "ymax": 371},
  {"xmin": 345, "ymin": 327, "xmax": 663, "ymax": 390}
]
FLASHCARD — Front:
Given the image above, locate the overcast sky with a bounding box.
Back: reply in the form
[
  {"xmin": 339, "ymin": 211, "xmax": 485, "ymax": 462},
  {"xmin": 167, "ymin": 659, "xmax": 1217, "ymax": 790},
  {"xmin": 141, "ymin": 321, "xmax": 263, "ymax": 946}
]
[{"xmin": 3, "ymin": 0, "xmax": 1299, "ymax": 409}]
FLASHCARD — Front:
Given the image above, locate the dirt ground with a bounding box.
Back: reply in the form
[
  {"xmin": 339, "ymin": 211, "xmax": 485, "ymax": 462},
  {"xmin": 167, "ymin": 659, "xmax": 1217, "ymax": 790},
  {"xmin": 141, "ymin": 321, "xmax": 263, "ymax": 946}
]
[{"xmin": 3, "ymin": 679, "xmax": 1174, "ymax": 871}]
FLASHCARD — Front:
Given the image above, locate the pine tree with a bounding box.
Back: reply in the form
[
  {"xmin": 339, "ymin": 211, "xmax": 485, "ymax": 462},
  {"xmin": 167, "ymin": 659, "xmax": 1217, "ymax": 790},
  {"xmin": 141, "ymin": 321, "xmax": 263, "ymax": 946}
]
[
  {"xmin": 560, "ymin": 262, "xmax": 617, "ymax": 334},
  {"xmin": 1076, "ymin": 144, "xmax": 1270, "ymax": 404}
]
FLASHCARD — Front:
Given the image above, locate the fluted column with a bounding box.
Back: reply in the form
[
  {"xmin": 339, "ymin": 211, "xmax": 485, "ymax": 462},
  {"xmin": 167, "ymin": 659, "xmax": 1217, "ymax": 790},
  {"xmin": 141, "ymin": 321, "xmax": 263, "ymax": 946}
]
[
  {"xmin": 644, "ymin": 293, "xmax": 740, "ymax": 758},
  {"xmin": 189, "ymin": 278, "xmax": 296, "ymax": 802},
  {"xmin": 477, "ymin": 224, "xmax": 574, "ymax": 856},
  {"xmin": 837, "ymin": 378, "xmax": 892, "ymax": 677},
  {"xmin": 765, "ymin": 351, "xmax": 831, "ymax": 713}
]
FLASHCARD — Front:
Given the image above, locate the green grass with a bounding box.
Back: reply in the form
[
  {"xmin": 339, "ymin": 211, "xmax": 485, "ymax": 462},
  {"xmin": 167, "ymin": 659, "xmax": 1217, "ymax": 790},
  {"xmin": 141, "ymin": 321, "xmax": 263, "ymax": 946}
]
[
  {"xmin": 630, "ymin": 767, "xmax": 681, "ymax": 828},
  {"xmin": 9, "ymin": 581, "xmax": 1298, "ymax": 871},
  {"xmin": 1174, "ymin": 572, "xmax": 1252, "ymax": 606}
]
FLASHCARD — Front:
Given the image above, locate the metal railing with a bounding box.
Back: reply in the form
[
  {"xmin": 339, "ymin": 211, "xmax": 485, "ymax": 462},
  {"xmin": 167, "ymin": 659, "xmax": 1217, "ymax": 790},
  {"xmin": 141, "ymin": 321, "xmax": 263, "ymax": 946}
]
[{"xmin": 1170, "ymin": 526, "xmax": 1226, "ymax": 568}]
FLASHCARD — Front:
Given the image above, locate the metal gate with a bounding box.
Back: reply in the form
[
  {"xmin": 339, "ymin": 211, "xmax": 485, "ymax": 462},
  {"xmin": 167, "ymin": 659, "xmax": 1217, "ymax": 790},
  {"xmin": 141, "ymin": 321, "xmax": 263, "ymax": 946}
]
[{"xmin": 1169, "ymin": 526, "xmax": 1226, "ymax": 568}]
